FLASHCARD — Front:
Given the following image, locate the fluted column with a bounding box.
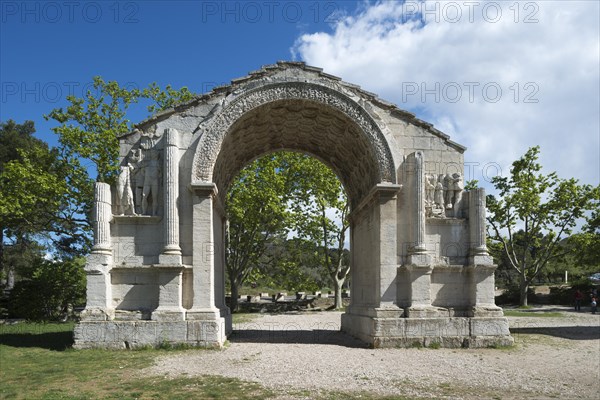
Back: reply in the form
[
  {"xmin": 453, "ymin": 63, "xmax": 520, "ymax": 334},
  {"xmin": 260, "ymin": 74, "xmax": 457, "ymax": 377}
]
[
  {"xmin": 407, "ymin": 151, "xmax": 430, "ymax": 266},
  {"xmin": 404, "ymin": 152, "xmax": 435, "ymax": 316},
  {"xmin": 468, "ymin": 188, "xmax": 493, "ymax": 265},
  {"xmin": 82, "ymin": 181, "xmax": 113, "ymax": 321},
  {"xmin": 467, "ymin": 188, "xmax": 499, "ymax": 316},
  {"xmin": 159, "ymin": 128, "xmax": 182, "ymax": 264},
  {"xmin": 91, "ymin": 182, "xmax": 112, "ymax": 255},
  {"xmin": 413, "ymin": 151, "xmax": 426, "ymax": 253}
]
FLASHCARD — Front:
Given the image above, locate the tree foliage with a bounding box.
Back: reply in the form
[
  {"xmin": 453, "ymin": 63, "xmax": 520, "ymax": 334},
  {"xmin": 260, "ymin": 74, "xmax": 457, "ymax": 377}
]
[
  {"xmin": 286, "ymin": 155, "xmax": 350, "ymax": 309},
  {"xmin": 1, "ymin": 80, "xmax": 194, "ymax": 317},
  {"xmin": 225, "ymin": 153, "xmax": 296, "ymax": 311},
  {"xmin": 225, "ymin": 152, "xmax": 350, "ymax": 311},
  {"xmin": 142, "ymin": 83, "xmax": 195, "ymax": 114},
  {"xmin": 0, "ymin": 120, "xmax": 91, "ymax": 285},
  {"xmin": 45, "ymin": 77, "xmax": 195, "ymax": 184},
  {"xmin": 8, "ymin": 257, "xmax": 86, "ymax": 321},
  {"xmin": 486, "ymin": 146, "xmax": 600, "ymax": 306},
  {"xmin": 259, "ymin": 237, "xmax": 333, "ymax": 293},
  {"xmin": 45, "ymin": 76, "xmax": 140, "ymax": 184},
  {"xmin": 566, "ymin": 210, "xmax": 600, "ymax": 270}
]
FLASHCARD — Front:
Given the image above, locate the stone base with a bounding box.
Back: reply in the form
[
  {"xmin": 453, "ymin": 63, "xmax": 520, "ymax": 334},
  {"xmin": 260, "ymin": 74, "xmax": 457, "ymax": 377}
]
[
  {"xmin": 152, "ymin": 309, "xmax": 186, "ymax": 321},
  {"xmin": 406, "ymin": 306, "xmax": 448, "ymax": 318},
  {"xmin": 469, "ymin": 305, "xmax": 505, "ymax": 317},
  {"xmin": 341, "ymin": 312, "xmax": 513, "ymax": 348},
  {"xmin": 158, "ymin": 253, "xmax": 182, "ymax": 265},
  {"xmin": 79, "ymin": 308, "xmax": 114, "ymax": 321},
  {"xmin": 74, "ymin": 319, "xmax": 227, "ymax": 349},
  {"xmin": 114, "ymin": 310, "xmax": 152, "ymax": 321}
]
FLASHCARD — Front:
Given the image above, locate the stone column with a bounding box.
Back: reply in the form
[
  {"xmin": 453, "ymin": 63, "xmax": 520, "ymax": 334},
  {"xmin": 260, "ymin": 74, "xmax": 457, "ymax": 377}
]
[
  {"xmin": 81, "ymin": 182, "xmax": 113, "ymax": 320},
  {"xmin": 186, "ymin": 182, "xmax": 226, "ymax": 346},
  {"xmin": 468, "ymin": 188, "xmax": 501, "ymax": 316},
  {"xmin": 187, "ymin": 183, "xmax": 220, "ymax": 319},
  {"xmin": 468, "ymin": 188, "xmax": 493, "ymax": 265},
  {"xmin": 159, "ymin": 128, "xmax": 182, "ymax": 265},
  {"xmin": 376, "ymin": 184, "xmax": 403, "ymax": 316},
  {"xmin": 91, "ymin": 182, "xmax": 112, "ymax": 255},
  {"xmin": 403, "ymin": 152, "xmax": 438, "ymax": 316},
  {"xmin": 407, "ymin": 151, "xmax": 430, "ymax": 265}
]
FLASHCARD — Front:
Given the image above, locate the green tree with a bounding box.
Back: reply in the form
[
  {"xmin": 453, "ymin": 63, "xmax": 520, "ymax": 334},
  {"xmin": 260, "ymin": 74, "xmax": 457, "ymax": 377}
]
[
  {"xmin": 45, "ymin": 76, "xmax": 141, "ymax": 184},
  {"xmin": 258, "ymin": 237, "xmax": 330, "ymax": 293},
  {"xmin": 288, "ymin": 155, "xmax": 350, "ymax": 309},
  {"xmin": 486, "ymin": 146, "xmax": 600, "ymax": 306},
  {"xmin": 142, "ymin": 82, "xmax": 194, "ymax": 114},
  {"xmin": 2, "ymin": 81, "xmax": 193, "ymax": 314},
  {"xmin": 8, "ymin": 256, "xmax": 86, "ymax": 321},
  {"xmin": 567, "ymin": 211, "xmax": 600, "ymax": 271},
  {"xmin": 225, "ymin": 154, "xmax": 295, "ymax": 311},
  {"xmin": 0, "ymin": 120, "xmax": 89, "ymax": 284},
  {"xmin": 225, "ymin": 152, "xmax": 350, "ymax": 311}
]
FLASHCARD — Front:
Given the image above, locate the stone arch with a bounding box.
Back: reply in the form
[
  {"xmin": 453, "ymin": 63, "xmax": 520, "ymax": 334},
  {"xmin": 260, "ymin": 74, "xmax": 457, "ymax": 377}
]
[
  {"xmin": 191, "ymin": 82, "xmax": 396, "ymax": 206},
  {"xmin": 76, "ymin": 65, "xmax": 514, "ymax": 350}
]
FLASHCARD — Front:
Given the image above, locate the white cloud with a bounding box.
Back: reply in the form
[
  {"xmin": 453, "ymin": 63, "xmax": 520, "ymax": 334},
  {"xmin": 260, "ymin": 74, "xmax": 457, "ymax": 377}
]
[{"xmin": 293, "ymin": 0, "xmax": 600, "ymax": 189}]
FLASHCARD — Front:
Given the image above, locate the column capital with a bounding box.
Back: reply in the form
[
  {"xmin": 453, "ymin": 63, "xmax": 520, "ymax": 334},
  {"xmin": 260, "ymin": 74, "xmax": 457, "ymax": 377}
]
[
  {"xmin": 189, "ymin": 182, "xmax": 218, "ymax": 197},
  {"xmin": 348, "ymin": 183, "xmax": 402, "ymax": 221}
]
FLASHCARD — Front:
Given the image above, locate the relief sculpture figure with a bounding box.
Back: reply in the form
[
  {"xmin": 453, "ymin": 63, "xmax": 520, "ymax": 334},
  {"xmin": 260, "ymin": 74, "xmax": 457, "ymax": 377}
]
[
  {"xmin": 141, "ymin": 149, "xmax": 161, "ymax": 216},
  {"xmin": 431, "ymin": 174, "xmax": 445, "ymax": 217},
  {"xmin": 115, "ymin": 164, "xmax": 135, "ymax": 215},
  {"xmin": 451, "ymin": 172, "xmax": 464, "ymax": 218}
]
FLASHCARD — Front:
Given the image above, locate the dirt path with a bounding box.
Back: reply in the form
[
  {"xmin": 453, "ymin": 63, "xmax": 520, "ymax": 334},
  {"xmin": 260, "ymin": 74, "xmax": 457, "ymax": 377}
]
[{"xmin": 146, "ymin": 307, "xmax": 600, "ymax": 399}]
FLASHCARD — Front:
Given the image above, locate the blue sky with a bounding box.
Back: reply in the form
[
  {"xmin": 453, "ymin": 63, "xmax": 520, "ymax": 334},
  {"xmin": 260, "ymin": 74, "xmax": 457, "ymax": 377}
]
[
  {"xmin": 1, "ymin": 0, "xmax": 599, "ymax": 189},
  {"xmin": 1, "ymin": 0, "xmax": 358, "ymax": 146}
]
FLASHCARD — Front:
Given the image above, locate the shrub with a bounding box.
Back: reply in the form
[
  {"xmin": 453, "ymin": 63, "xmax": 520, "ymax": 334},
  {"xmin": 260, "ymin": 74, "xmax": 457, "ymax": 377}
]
[
  {"xmin": 549, "ymin": 279, "xmax": 597, "ymax": 306},
  {"xmin": 8, "ymin": 257, "xmax": 86, "ymax": 321},
  {"xmin": 495, "ymin": 284, "xmax": 536, "ymax": 305}
]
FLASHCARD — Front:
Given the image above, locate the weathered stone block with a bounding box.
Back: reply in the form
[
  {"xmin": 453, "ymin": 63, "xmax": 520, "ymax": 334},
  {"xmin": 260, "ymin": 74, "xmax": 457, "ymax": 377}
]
[{"xmin": 470, "ymin": 317, "xmax": 511, "ymax": 336}]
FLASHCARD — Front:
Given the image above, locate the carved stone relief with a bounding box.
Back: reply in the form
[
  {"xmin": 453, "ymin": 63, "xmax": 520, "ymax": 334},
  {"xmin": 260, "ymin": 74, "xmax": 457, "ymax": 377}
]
[
  {"xmin": 113, "ymin": 130, "xmax": 163, "ymax": 216},
  {"xmin": 115, "ymin": 164, "xmax": 135, "ymax": 215},
  {"xmin": 192, "ymin": 82, "xmax": 396, "ymax": 199},
  {"xmin": 425, "ymin": 172, "xmax": 463, "ymax": 218}
]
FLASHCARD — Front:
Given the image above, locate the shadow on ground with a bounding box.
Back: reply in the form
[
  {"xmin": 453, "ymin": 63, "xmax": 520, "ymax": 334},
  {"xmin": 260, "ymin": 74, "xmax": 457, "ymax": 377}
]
[
  {"xmin": 0, "ymin": 331, "xmax": 73, "ymax": 351},
  {"xmin": 510, "ymin": 325, "xmax": 600, "ymax": 340},
  {"xmin": 229, "ymin": 329, "xmax": 368, "ymax": 348}
]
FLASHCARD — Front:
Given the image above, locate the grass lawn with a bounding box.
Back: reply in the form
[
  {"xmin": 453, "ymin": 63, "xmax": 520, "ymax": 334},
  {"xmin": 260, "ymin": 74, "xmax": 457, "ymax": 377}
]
[
  {"xmin": 0, "ymin": 322, "xmax": 272, "ymax": 400},
  {"xmin": 503, "ymin": 310, "xmax": 564, "ymax": 318},
  {"xmin": 0, "ymin": 322, "xmax": 408, "ymax": 400}
]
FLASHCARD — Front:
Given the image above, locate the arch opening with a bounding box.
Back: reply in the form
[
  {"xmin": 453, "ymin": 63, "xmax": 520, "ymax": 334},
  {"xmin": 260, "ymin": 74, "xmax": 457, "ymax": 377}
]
[
  {"xmin": 213, "ymin": 100, "xmax": 380, "ymax": 208},
  {"xmin": 224, "ymin": 150, "xmax": 351, "ymax": 309},
  {"xmin": 192, "ymin": 81, "xmax": 397, "ymax": 208}
]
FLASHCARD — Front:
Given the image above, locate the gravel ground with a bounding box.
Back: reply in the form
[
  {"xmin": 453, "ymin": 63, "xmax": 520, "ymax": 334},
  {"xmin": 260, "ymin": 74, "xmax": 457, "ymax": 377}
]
[{"xmin": 146, "ymin": 306, "xmax": 600, "ymax": 399}]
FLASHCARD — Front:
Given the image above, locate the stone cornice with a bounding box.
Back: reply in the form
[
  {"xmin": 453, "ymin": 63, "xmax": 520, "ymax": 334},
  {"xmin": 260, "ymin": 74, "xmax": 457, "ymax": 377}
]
[{"xmin": 128, "ymin": 61, "xmax": 465, "ymax": 152}]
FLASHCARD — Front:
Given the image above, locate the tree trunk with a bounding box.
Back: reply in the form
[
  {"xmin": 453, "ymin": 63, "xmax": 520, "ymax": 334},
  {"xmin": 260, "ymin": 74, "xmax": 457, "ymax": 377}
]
[
  {"xmin": 333, "ymin": 275, "xmax": 344, "ymax": 310},
  {"xmin": 230, "ymin": 276, "xmax": 239, "ymax": 313},
  {"xmin": 519, "ymin": 281, "xmax": 529, "ymax": 307}
]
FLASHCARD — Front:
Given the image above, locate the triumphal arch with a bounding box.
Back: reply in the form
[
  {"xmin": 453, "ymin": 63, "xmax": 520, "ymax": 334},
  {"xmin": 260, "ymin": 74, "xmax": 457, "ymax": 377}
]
[{"xmin": 74, "ymin": 62, "xmax": 513, "ymax": 348}]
